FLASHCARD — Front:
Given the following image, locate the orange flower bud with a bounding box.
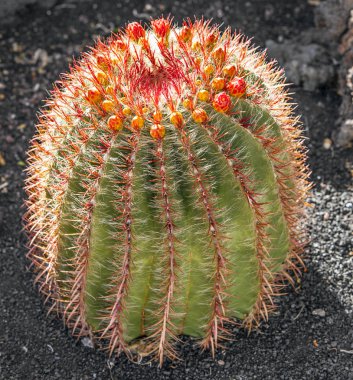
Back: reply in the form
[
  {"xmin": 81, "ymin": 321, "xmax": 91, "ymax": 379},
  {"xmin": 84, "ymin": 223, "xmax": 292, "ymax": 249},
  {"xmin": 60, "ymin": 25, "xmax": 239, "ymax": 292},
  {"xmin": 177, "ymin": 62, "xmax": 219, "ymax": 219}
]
[
  {"xmin": 205, "ymin": 32, "xmax": 217, "ymax": 49},
  {"xmin": 191, "ymin": 37, "xmax": 201, "ymax": 51},
  {"xmin": 198, "ymin": 89, "xmax": 210, "ymax": 102},
  {"xmin": 195, "ymin": 79, "xmax": 202, "ymax": 86},
  {"xmin": 179, "ymin": 25, "xmax": 192, "ymax": 42},
  {"xmin": 212, "ymin": 46, "xmax": 226, "ymax": 64},
  {"xmin": 126, "ymin": 22, "xmax": 145, "ymax": 41},
  {"xmin": 213, "ymin": 91, "xmax": 232, "ymax": 113},
  {"xmin": 108, "ymin": 115, "xmax": 124, "ymax": 131},
  {"xmin": 114, "ymin": 39, "xmax": 127, "ymax": 51},
  {"xmin": 151, "ymin": 18, "xmax": 171, "ymax": 38},
  {"xmin": 150, "ymin": 124, "xmax": 166, "ymax": 139},
  {"xmin": 102, "ymin": 100, "xmax": 114, "ymax": 112},
  {"xmin": 106, "ymin": 85, "xmax": 115, "ymax": 95},
  {"xmin": 227, "ymin": 77, "xmax": 247, "ymax": 97},
  {"xmin": 96, "ymin": 71, "xmax": 108, "ymax": 85},
  {"xmin": 86, "ymin": 88, "xmax": 102, "ymax": 104},
  {"xmin": 170, "ymin": 111, "xmax": 184, "ymax": 128},
  {"xmin": 223, "ymin": 64, "xmax": 236, "ymax": 78},
  {"xmin": 153, "ymin": 110, "xmax": 163, "ymax": 123},
  {"xmin": 204, "ymin": 64, "xmax": 215, "ymax": 76},
  {"xmin": 182, "ymin": 98, "xmax": 193, "ymax": 110},
  {"xmin": 96, "ymin": 54, "xmax": 108, "ymax": 68},
  {"xmin": 211, "ymin": 77, "xmax": 226, "ymax": 91},
  {"xmin": 192, "ymin": 108, "xmax": 208, "ymax": 124},
  {"xmin": 142, "ymin": 106, "xmax": 149, "ymax": 114},
  {"xmin": 122, "ymin": 107, "xmax": 132, "ymax": 116},
  {"xmin": 131, "ymin": 115, "xmax": 144, "ymax": 130}
]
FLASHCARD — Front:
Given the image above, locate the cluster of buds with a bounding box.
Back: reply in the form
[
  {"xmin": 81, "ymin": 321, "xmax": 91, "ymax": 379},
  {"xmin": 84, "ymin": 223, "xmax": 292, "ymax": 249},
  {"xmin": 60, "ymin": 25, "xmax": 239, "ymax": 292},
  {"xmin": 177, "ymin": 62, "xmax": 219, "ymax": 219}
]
[
  {"xmin": 184, "ymin": 71, "xmax": 247, "ymax": 123},
  {"xmin": 79, "ymin": 17, "xmax": 250, "ymax": 142}
]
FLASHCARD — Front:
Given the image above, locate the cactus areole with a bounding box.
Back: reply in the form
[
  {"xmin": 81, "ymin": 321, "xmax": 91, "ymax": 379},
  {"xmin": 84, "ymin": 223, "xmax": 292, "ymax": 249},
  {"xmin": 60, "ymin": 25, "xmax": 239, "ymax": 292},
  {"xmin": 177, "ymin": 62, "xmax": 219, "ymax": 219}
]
[{"xmin": 24, "ymin": 18, "xmax": 311, "ymax": 364}]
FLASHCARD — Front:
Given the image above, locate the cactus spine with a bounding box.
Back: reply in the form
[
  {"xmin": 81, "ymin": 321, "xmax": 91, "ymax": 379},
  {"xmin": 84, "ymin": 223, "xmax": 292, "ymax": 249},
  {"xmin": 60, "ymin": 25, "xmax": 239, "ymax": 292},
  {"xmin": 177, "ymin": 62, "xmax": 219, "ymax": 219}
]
[{"xmin": 24, "ymin": 18, "xmax": 311, "ymax": 364}]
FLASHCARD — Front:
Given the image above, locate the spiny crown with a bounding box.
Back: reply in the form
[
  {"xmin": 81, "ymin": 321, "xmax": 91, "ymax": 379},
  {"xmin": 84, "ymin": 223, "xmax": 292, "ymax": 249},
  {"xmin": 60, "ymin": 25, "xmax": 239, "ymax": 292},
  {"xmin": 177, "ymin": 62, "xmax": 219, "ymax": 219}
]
[{"xmin": 53, "ymin": 17, "xmax": 280, "ymax": 140}]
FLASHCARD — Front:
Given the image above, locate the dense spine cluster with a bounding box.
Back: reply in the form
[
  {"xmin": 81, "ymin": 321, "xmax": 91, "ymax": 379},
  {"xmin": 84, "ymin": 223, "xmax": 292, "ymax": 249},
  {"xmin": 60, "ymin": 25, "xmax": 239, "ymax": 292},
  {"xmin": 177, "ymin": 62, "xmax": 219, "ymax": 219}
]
[{"xmin": 24, "ymin": 18, "xmax": 311, "ymax": 364}]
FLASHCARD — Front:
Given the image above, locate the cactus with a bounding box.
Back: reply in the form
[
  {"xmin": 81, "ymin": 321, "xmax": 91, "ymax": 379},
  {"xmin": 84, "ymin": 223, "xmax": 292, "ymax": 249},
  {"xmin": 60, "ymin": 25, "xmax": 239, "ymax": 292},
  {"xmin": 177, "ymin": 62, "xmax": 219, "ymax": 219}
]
[{"xmin": 24, "ymin": 18, "xmax": 311, "ymax": 364}]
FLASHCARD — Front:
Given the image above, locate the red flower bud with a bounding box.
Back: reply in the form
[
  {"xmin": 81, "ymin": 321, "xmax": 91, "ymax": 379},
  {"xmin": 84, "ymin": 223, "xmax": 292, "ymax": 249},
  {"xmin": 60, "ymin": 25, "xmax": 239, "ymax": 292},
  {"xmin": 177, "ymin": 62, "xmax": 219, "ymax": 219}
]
[
  {"xmin": 96, "ymin": 54, "xmax": 108, "ymax": 68},
  {"xmin": 150, "ymin": 124, "xmax": 166, "ymax": 139},
  {"xmin": 126, "ymin": 22, "xmax": 145, "ymax": 41},
  {"xmin": 192, "ymin": 108, "xmax": 208, "ymax": 124},
  {"xmin": 108, "ymin": 115, "xmax": 124, "ymax": 131},
  {"xmin": 213, "ymin": 92, "xmax": 232, "ymax": 113},
  {"xmin": 114, "ymin": 39, "xmax": 127, "ymax": 51},
  {"xmin": 205, "ymin": 32, "xmax": 218, "ymax": 49},
  {"xmin": 86, "ymin": 88, "xmax": 102, "ymax": 104},
  {"xmin": 178, "ymin": 25, "xmax": 192, "ymax": 42},
  {"xmin": 223, "ymin": 64, "xmax": 236, "ymax": 78},
  {"xmin": 227, "ymin": 77, "xmax": 247, "ymax": 97},
  {"xmin": 151, "ymin": 18, "xmax": 171, "ymax": 39}
]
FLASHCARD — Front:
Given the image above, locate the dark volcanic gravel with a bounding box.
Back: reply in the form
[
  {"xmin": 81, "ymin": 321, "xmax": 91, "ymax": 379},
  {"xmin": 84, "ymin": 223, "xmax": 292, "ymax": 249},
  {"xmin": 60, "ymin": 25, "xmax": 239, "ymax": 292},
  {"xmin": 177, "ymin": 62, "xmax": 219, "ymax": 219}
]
[{"xmin": 0, "ymin": 1, "xmax": 352, "ymax": 379}]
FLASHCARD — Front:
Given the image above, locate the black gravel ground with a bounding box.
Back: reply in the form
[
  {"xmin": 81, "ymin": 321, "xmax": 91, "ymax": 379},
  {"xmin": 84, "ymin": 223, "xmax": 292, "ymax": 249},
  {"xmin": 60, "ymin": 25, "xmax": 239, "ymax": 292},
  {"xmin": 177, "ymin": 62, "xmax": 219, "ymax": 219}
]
[{"xmin": 1, "ymin": 1, "xmax": 353, "ymax": 379}]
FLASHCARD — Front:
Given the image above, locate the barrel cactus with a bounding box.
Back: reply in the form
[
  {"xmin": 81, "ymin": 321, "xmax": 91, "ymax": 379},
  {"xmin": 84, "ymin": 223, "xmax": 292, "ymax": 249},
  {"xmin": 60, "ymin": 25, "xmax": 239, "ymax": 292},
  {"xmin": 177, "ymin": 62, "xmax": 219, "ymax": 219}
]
[{"xmin": 24, "ymin": 18, "xmax": 311, "ymax": 364}]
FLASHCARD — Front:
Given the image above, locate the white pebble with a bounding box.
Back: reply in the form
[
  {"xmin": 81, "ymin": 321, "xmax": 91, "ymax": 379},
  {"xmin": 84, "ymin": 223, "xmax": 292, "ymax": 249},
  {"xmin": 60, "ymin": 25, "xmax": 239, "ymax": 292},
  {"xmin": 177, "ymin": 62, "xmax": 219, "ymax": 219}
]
[
  {"xmin": 81, "ymin": 337, "xmax": 94, "ymax": 348},
  {"xmin": 312, "ymin": 309, "xmax": 326, "ymax": 317}
]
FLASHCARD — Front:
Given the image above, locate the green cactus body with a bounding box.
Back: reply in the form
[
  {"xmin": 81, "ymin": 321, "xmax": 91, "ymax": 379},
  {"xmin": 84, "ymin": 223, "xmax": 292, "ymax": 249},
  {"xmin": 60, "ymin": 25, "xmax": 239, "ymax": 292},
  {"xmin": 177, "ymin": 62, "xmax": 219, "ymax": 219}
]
[{"xmin": 24, "ymin": 18, "xmax": 310, "ymax": 364}]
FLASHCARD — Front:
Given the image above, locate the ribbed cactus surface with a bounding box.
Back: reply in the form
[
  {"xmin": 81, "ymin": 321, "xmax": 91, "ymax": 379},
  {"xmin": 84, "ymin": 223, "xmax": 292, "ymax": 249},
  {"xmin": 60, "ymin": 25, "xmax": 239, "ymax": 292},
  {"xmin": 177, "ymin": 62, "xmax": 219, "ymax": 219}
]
[{"xmin": 24, "ymin": 18, "xmax": 310, "ymax": 364}]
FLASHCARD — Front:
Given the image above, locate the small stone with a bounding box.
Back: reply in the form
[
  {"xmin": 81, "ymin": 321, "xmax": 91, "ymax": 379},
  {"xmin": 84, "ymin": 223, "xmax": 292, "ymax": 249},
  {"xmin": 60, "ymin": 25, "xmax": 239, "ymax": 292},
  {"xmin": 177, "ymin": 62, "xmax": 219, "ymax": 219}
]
[
  {"xmin": 144, "ymin": 3, "xmax": 154, "ymax": 12},
  {"xmin": 0, "ymin": 181, "xmax": 9, "ymax": 193},
  {"xmin": 312, "ymin": 308, "xmax": 326, "ymax": 317},
  {"xmin": 81, "ymin": 337, "xmax": 94, "ymax": 348},
  {"xmin": 336, "ymin": 120, "xmax": 353, "ymax": 148},
  {"xmin": 47, "ymin": 344, "xmax": 54, "ymax": 353},
  {"xmin": 0, "ymin": 94, "xmax": 5, "ymax": 101},
  {"xmin": 33, "ymin": 83, "xmax": 41, "ymax": 92},
  {"xmin": 17, "ymin": 123, "xmax": 27, "ymax": 131},
  {"xmin": 323, "ymin": 138, "xmax": 332, "ymax": 149},
  {"xmin": 308, "ymin": 0, "xmax": 320, "ymax": 5},
  {"xmin": 12, "ymin": 42, "xmax": 24, "ymax": 53},
  {"xmin": 0, "ymin": 153, "xmax": 5, "ymax": 166},
  {"xmin": 32, "ymin": 48, "xmax": 49, "ymax": 69},
  {"xmin": 264, "ymin": 5, "xmax": 274, "ymax": 20},
  {"xmin": 218, "ymin": 360, "xmax": 225, "ymax": 366}
]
